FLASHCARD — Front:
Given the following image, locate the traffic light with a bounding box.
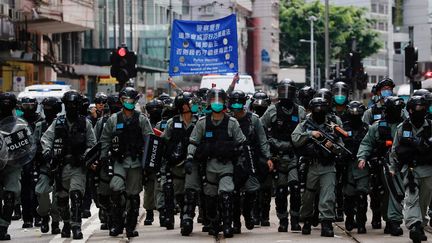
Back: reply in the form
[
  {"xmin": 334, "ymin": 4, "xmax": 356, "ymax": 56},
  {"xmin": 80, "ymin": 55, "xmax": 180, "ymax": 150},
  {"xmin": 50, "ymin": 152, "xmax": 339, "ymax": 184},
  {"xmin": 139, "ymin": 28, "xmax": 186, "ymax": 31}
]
[
  {"xmin": 110, "ymin": 46, "xmax": 137, "ymax": 86},
  {"xmin": 344, "ymin": 51, "xmax": 367, "ymax": 90},
  {"xmin": 404, "ymin": 44, "xmax": 418, "ymax": 79}
]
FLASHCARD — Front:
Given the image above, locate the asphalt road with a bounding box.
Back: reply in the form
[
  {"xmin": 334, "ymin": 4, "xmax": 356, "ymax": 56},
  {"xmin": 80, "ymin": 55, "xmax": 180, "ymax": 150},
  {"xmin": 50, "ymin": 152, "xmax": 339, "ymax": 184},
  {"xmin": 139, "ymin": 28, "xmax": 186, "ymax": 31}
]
[{"xmin": 7, "ymin": 196, "xmax": 430, "ymax": 243}]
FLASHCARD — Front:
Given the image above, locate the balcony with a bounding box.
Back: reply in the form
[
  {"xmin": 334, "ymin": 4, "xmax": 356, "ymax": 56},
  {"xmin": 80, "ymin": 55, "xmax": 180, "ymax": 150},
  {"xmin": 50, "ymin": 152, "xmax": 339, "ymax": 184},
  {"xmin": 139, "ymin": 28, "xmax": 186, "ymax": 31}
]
[{"xmin": 16, "ymin": 0, "xmax": 95, "ymax": 34}]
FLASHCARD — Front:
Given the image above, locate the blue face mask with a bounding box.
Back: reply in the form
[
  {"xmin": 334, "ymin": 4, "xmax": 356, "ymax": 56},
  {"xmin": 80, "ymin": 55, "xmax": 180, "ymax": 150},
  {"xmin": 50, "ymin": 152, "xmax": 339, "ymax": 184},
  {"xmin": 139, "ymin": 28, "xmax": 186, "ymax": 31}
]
[
  {"xmin": 15, "ymin": 109, "xmax": 23, "ymax": 117},
  {"xmin": 210, "ymin": 102, "xmax": 224, "ymax": 113},
  {"xmin": 191, "ymin": 104, "xmax": 199, "ymax": 113},
  {"xmin": 381, "ymin": 90, "xmax": 393, "ymax": 98},
  {"xmin": 231, "ymin": 103, "xmax": 244, "ymax": 110},
  {"xmin": 123, "ymin": 102, "xmax": 135, "ymax": 110},
  {"xmin": 429, "ymin": 105, "xmax": 432, "ymax": 114},
  {"xmin": 334, "ymin": 95, "xmax": 347, "ymax": 105}
]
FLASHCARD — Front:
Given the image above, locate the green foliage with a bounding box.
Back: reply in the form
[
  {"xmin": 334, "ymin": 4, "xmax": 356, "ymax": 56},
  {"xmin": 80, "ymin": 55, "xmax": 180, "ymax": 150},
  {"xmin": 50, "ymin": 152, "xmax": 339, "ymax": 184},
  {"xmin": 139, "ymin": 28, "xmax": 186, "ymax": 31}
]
[{"xmin": 280, "ymin": 0, "xmax": 382, "ymax": 67}]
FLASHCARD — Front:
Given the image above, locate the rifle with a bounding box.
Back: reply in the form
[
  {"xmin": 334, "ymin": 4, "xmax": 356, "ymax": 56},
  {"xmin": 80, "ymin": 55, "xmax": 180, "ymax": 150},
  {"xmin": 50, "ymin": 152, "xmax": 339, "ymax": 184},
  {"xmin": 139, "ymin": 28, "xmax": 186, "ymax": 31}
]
[{"xmin": 304, "ymin": 119, "xmax": 352, "ymax": 158}]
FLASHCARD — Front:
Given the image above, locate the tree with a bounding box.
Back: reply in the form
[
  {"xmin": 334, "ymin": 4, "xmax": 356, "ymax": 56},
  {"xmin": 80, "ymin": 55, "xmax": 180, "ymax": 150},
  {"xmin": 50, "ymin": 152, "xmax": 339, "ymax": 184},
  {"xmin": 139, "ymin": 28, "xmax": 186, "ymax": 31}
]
[{"xmin": 279, "ymin": 0, "xmax": 382, "ymax": 74}]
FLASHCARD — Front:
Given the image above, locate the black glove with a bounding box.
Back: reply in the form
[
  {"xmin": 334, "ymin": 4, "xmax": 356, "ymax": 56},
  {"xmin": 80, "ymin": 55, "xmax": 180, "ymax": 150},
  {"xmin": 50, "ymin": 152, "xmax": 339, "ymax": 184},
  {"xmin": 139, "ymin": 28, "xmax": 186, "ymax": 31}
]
[{"xmin": 184, "ymin": 158, "xmax": 194, "ymax": 175}]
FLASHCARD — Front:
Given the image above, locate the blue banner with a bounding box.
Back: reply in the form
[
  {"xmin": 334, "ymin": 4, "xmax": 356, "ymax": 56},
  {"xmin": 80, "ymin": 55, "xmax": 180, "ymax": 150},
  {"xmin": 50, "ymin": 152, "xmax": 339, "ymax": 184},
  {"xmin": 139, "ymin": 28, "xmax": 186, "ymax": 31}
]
[{"xmin": 169, "ymin": 14, "xmax": 238, "ymax": 76}]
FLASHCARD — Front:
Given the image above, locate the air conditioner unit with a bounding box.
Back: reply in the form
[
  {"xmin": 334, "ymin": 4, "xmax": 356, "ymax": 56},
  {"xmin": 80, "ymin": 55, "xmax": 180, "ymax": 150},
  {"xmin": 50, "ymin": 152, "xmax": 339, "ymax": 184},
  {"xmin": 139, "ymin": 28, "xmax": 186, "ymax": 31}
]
[{"xmin": 0, "ymin": 4, "xmax": 9, "ymax": 16}]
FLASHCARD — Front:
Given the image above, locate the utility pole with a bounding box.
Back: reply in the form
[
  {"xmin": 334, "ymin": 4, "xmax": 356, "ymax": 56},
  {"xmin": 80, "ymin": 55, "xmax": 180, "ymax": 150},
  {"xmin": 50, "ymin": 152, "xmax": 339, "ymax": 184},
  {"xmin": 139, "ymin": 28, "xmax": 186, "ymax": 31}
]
[
  {"xmin": 118, "ymin": 0, "xmax": 125, "ymax": 45},
  {"xmin": 113, "ymin": 0, "xmax": 117, "ymax": 47},
  {"xmin": 325, "ymin": 0, "xmax": 330, "ymax": 83},
  {"xmin": 309, "ymin": 16, "xmax": 317, "ymax": 88}
]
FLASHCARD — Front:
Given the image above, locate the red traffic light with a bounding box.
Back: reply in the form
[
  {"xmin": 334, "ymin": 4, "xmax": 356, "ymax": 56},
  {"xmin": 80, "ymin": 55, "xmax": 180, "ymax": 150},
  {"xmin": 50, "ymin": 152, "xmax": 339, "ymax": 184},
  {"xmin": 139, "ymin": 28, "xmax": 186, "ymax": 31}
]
[{"xmin": 118, "ymin": 47, "xmax": 127, "ymax": 57}]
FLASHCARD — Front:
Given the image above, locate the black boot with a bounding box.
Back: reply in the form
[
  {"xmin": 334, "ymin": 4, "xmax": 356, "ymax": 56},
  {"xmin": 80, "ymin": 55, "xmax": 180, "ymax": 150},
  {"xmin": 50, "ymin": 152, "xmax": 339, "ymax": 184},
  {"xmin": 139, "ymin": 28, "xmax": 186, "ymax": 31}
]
[
  {"xmin": 275, "ymin": 187, "xmax": 289, "ymax": 232},
  {"xmin": 22, "ymin": 221, "xmax": 33, "ymax": 228},
  {"xmin": 70, "ymin": 191, "xmax": 83, "ymax": 240},
  {"xmin": 0, "ymin": 227, "xmax": 10, "ymax": 241},
  {"xmin": 221, "ymin": 192, "xmax": 233, "ymax": 238},
  {"xmin": 51, "ymin": 222, "xmax": 61, "ymax": 235},
  {"xmin": 356, "ymin": 194, "xmax": 368, "ymax": 234},
  {"xmin": 61, "ymin": 222, "xmax": 71, "ymax": 238},
  {"xmin": 11, "ymin": 204, "xmax": 21, "ymax": 221},
  {"xmin": 321, "ymin": 220, "xmax": 334, "ymax": 237},
  {"xmin": 206, "ymin": 195, "xmax": 219, "ymax": 236},
  {"xmin": 34, "ymin": 216, "xmax": 42, "ymax": 227},
  {"xmin": 72, "ymin": 226, "xmax": 83, "ymax": 240},
  {"xmin": 144, "ymin": 210, "xmax": 154, "ymax": 226},
  {"xmin": 370, "ymin": 192, "xmax": 382, "ymax": 229},
  {"xmin": 181, "ymin": 189, "xmax": 197, "ymax": 236},
  {"xmin": 311, "ymin": 194, "xmax": 320, "ymax": 227},
  {"xmin": 158, "ymin": 209, "xmax": 166, "ymax": 227},
  {"xmin": 41, "ymin": 216, "xmax": 50, "ymax": 233},
  {"xmin": 98, "ymin": 194, "xmax": 111, "ymax": 230},
  {"xmin": 126, "ymin": 195, "xmax": 139, "ymax": 238},
  {"xmin": 109, "ymin": 192, "xmax": 125, "ymax": 237},
  {"xmin": 344, "ymin": 196, "xmax": 356, "ymax": 231},
  {"xmin": 260, "ymin": 190, "xmax": 271, "ymax": 227},
  {"xmin": 243, "ymin": 192, "xmax": 256, "ymax": 230},
  {"xmin": 163, "ymin": 181, "xmax": 175, "ymax": 230},
  {"xmin": 289, "ymin": 184, "xmax": 302, "ymax": 231},
  {"xmin": 388, "ymin": 221, "xmax": 403, "ymax": 236},
  {"xmin": 0, "ymin": 192, "xmax": 14, "ymax": 241},
  {"xmin": 420, "ymin": 227, "xmax": 428, "ymax": 241},
  {"xmin": 232, "ymin": 192, "xmax": 241, "ymax": 234},
  {"xmin": 302, "ymin": 218, "xmax": 312, "ymax": 235},
  {"xmin": 410, "ymin": 222, "xmax": 423, "ymax": 243},
  {"xmin": 372, "ymin": 211, "xmax": 382, "ymax": 229}
]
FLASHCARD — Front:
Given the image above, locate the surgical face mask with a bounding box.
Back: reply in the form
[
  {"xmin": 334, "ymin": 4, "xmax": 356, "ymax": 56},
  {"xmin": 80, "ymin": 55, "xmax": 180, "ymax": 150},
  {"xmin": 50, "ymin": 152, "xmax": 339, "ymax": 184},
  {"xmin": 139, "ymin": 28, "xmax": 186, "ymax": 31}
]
[
  {"xmin": 429, "ymin": 105, "xmax": 432, "ymax": 114},
  {"xmin": 231, "ymin": 103, "xmax": 244, "ymax": 110},
  {"xmin": 334, "ymin": 95, "xmax": 347, "ymax": 105},
  {"xmin": 15, "ymin": 109, "xmax": 23, "ymax": 117},
  {"xmin": 191, "ymin": 104, "xmax": 199, "ymax": 113},
  {"xmin": 204, "ymin": 107, "xmax": 213, "ymax": 114},
  {"xmin": 380, "ymin": 89, "xmax": 393, "ymax": 98},
  {"xmin": 210, "ymin": 102, "xmax": 224, "ymax": 113},
  {"xmin": 123, "ymin": 102, "xmax": 135, "ymax": 110}
]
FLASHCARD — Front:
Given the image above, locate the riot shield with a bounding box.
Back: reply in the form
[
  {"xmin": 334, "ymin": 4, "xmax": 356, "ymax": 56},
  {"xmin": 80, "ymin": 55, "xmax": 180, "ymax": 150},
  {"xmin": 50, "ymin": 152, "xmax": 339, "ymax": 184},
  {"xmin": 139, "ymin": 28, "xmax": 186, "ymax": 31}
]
[
  {"xmin": 142, "ymin": 134, "xmax": 164, "ymax": 171},
  {"xmin": 83, "ymin": 142, "xmax": 101, "ymax": 167},
  {"xmin": 0, "ymin": 116, "xmax": 37, "ymax": 168},
  {"xmin": 0, "ymin": 133, "xmax": 8, "ymax": 169}
]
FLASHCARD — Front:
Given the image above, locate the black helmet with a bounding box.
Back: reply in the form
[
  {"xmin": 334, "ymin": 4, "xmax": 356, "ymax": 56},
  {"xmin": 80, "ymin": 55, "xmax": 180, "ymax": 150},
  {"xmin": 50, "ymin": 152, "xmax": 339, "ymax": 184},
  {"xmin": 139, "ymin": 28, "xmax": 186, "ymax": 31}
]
[
  {"xmin": 174, "ymin": 92, "xmax": 195, "ymax": 113},
  {"xmin": 371, "ymin": 85, "xmax": 378, "ymax": 95},
  {"xmin": 107, "ymin": 94, "xmax": 122, "ymax": 113},
  {"xmin": 207, "ymin": 88, "xmax": 227, "ymax": 104},
  {"xmin": 229, "ymin": 90, "xmax": 247, "ymax": 108},
  {"xmin": 346, "ymin": 101, "xmax": 366, "ymax": 117},
  {"xmin": 277, "ymin": 79, "xmax": 296, "ymax": 100},
  {"xmin": 158, "ymin": 93, "xmax": 173, "ymax": 105},
  {"xmin": 298, "ymin": 86, "xmax": 316, "ymax": 108},
  {"xmin": 94, "ymin": 92, "xmax": 108, "ymax": 104},
  {"xmin": 309, "ymin": 97, "xmax": 329, "ymax": 110},
  {"xmin": 407, "ymin": 96, "xmax": 428, "ymax": 112},
  {"xmin": 412, "ymin": 89, "xmax": 431, "ymax": 97},
  {"xmin": 332, "ymin": 81, "xmax": 349, "ymax": 105},
  {"xmin": 376, "ymin": 77, "xmax": 395, "ymax": 91},
  {"xmin": 81, "ymin": 95, "xmax": 90, "ymax": 113},
  {"xmin": 119, "ymin": 87, "xmax": 139, "ymax": 100},
  {"xmin": 314, "ymin": 88, "xmax": 332, "ymax": 105},
  {"xmin": 383, "ymin": 96, "xmax": 405, "ymax": 110},
  {"xmin": 62, "ymin": 91, "xmax": 82, "ymax": 104},
  {"xmin": 251, "ymin": 91, "xmax": 270, "ymax": 107},
  {"xmin": 0, "ymin": 92, "xmax": 17, "ymax": 118},
  {"xmin": 197, "ymin": 88, "xmax": 210, "ymax": 100},
  {"xmin": 309, "ymin": 97, "xmax": 329, "ymax": 124},
  {"xmin": 145, "ymin": 99, "xmax": 164, "ymax": 113},
  {"xmin": 42, "ymin": 97, "xmax": 62, "ymax": 114},
  {"xmin": 161, "ymin": 103, "xmax": 177, "ymax": 120},
  {"xmin": 20, "ymin": 96, "xmax": 38, "ymax": 113}
]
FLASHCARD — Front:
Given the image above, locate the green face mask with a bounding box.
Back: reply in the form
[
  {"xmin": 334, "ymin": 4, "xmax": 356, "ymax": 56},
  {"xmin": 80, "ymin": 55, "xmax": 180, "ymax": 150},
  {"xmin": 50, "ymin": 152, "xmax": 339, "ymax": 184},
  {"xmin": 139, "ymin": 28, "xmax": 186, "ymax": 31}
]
[
  {"xmin": 191, "ymin": 104, "xmax": 199, "ymax": 113},
  {"xmin": 211, "ymin": 102, "xmax": 224, "ymax": 113},
  {"xmin": 231, "ymin": 103, "xmax": 244, "ymax": 110},
  {"xmin": 15, "ymin": 109, "xmax": 23, "ymax": 117},
  {"xmin": 429, "ymin": 105, "xmax": 432, "ymax": 114},
  {"xmin": 334, "ymin": 95, "xmax": 347, "ymax": 105},
  {"xmin": 123, "ymin": 102, "xmax": 135, "ymax": 110}
]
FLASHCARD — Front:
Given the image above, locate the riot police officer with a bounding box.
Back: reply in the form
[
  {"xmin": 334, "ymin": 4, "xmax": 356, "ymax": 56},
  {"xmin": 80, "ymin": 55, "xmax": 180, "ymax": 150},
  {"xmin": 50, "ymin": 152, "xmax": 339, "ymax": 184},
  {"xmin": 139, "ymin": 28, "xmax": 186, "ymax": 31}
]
[
  {"xmin": 99, "ymin": 87, "xmax": 154, "ymax": 238},
  {"xmin": 145, "ymin": 99, "xmax": 164, "ymax": 128},
  {"xmin": 261, "ymin": 79, "xmax": 306, "ymax": 232},
  {"xmin": 298, "ymin": 86, "xmax": 316, "ymax": 111},
  {"xmin": 19, "ymin": 96, "xmax": 43, "ymax": 228},
  {"xmin": 390, "ymin": 96, "xmax": 432, "ymax": 243},
  {"xmin": 161, "ymin": 92, "xmax": 198, "ymax": 232},
  {"xmin": 249, "ymin": 91, "xmax": 271, "ymax": 118},
  {"xmin": 186, "ymin": 88, "xmax": 246, "ymax": 238},
  {"xmin": 292, "ymin": 97, "xmax": 344, "ymax": 237},
  {"xmin": 341, "ymin": 101, "xmax": 369, "ymax": 233},
  {"xmin": 41, "ymin": 91, "xmax": 97, "ymax": 239},
  {"xmin": 357, "ymin": 96, "xmax": 405, "ymax": 236},
  {"xmin": 0, "ymin": 92, "xmax": 25, "ymax": 240},
  {"xmin": 363, "ymin": 78, "xmax": 396, "ymax": 125},
  {"xmin": 89, "ymin": 92, "xmax": 108, "ymax": 126},
  {"xmin": 34, "ymin": 97, "xmax": 63, "ymax": 234},
  {"xmin": 332, "ymin": 81, "xmax": 350, "ymax": 119},
  {"xmin": 229, "ymin": 90, "xmax": 273, "ymax": 234},
  {"xmin": 93, "ymin": 94, "xmax": 122, "ymax": 231}
]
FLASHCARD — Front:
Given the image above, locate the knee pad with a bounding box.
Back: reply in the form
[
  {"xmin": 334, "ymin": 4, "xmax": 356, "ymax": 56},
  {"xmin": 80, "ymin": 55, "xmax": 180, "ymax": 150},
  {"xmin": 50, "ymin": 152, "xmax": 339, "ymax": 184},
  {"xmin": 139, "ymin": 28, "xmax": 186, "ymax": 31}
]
[
  {"xmin": 97, "ymin": 194, "xmax": 110, "ymax": 210},
  {"xmin": 57, "ymin": 196, "xmax": 69, "ymax": 208}
]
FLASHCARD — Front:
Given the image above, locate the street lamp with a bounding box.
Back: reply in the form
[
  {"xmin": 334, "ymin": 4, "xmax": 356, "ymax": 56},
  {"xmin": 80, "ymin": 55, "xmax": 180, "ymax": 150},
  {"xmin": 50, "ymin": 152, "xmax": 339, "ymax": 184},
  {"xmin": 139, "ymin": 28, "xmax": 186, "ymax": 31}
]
[
  {"xmin": 300, "ymin": 39, "xmax": 318, "ymax": 88},
  {"xmin": 308, "ymin": 16, "xmax": 317, "ymax": 88}
]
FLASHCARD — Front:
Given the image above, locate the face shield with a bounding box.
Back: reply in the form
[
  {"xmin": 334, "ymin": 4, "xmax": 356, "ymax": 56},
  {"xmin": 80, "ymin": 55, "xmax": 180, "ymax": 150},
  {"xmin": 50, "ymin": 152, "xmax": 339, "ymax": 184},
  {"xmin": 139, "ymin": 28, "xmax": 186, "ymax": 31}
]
[
  {"xmin": 277, "ymin": 85, "xmax": 296, "ymax": 100},
  {"xmin": 333, "ymin": 87, "xmax": 348, "ymax": 105},
  {"xmin": 209, "ymin": 92, "xmax": 225, "ymax": 113}
]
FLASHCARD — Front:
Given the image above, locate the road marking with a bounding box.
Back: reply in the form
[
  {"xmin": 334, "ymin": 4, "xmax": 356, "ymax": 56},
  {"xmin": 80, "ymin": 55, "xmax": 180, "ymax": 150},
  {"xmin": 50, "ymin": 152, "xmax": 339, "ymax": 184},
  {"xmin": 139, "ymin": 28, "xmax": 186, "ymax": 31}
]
[{"xmin": 334, "ymin": 222, "xmax": 361, "ymax": 243}]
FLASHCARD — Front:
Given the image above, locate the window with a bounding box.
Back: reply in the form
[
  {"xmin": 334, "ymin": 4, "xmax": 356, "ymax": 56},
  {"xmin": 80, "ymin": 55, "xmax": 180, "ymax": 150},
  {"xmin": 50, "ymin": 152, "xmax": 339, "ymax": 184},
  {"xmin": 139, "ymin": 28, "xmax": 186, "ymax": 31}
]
[
  {"xmin": 394, "ymin": 42, "xmax": 401, "ymax": 54},
  {"xmin": 138, "ymin": 0, "xmax": 144, "ymax": 24},
  {"xmin": 371, "ymin": 3, "xmax": 377, "ymax": 13},
  {"xmin": 369, "ymin": 75, "xmax": 377, "ymax": 83},
  {"xmin": 379, "ymin": 4, "xmax": 385, "ymax": 14},
  {"xmin": 378, "ymin": 22, "xmax": 385, "ymax": 30}
]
